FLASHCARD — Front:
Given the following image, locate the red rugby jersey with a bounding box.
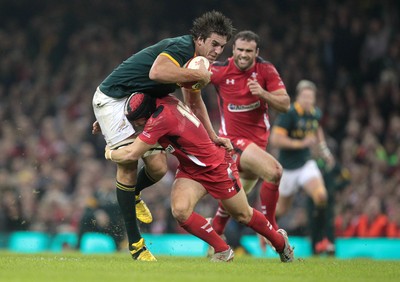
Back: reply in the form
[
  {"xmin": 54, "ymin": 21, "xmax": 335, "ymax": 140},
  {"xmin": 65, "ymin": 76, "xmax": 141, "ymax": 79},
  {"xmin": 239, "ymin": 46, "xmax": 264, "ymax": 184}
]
[
  {"xmin": 138, "ymin": 95, "xmax": 225, "ymax": 175},
  {"xmin": 211, "ymin": 57, "xmax": 286, "ymax": 147}
]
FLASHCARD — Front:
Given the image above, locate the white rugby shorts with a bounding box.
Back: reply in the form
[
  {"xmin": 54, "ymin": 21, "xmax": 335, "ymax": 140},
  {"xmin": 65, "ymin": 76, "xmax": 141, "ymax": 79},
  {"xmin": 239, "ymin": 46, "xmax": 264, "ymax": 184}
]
[
  {"xmin": 279, "ymin": 159, "xmax": 322, "ymax": 197},
  {"xmin": 92, "ymin": 87, "xmax": 135, "ymax": 148}
]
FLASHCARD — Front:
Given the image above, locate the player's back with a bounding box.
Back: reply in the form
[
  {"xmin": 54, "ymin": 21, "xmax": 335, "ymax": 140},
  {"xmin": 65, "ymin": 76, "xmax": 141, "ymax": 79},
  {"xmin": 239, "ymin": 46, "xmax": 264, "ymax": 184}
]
[
  {"xmin": 147, "ymin": 95, "xmax": 226, "ymax": 175},
  {"xmin": 100, "ymin": 35, "xmax": 195, "ymax": 99}
]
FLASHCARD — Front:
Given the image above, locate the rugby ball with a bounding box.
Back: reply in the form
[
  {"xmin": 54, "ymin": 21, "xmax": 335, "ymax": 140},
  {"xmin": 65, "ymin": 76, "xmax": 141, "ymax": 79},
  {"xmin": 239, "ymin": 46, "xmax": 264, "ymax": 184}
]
[{"xmin": 181, "ymin": 56, "xmax": 211, "ymax": 90}]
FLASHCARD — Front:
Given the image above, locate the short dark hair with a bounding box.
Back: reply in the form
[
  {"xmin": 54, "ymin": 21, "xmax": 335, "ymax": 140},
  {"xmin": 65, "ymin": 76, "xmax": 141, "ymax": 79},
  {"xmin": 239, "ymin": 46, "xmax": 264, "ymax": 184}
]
[
  {"xmin": 233, "ymin": 30, "xmax": 260, "ymax": 48},
  {"xmin": 190, "ymin": 10, "xmax": 235, "ymax": 41}
]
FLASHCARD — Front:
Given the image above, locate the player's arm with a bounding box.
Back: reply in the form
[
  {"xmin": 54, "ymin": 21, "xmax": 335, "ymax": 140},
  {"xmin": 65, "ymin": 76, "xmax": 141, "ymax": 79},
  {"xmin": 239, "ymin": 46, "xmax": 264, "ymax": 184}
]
[
  {"xmin": 247, "ymin": 80, "xmax": 290, "ymax": 112},
  {"xmin": 182, "ymin": 88, "xmax": 232, "ymax": 151},
  {"xmin": 270, "ymin": 126, "xmax": 316, "ymax": 149},
  {"xmin": 105, "ymin": 138, "xmax": 155, "ymax": 164},
  {"xmin": 316, "ymin": 126, "xmax": 335, "ymax": 167},
  {"xmin": 149, "ymin": 54, "xmax": 210, "ymax": 85}
]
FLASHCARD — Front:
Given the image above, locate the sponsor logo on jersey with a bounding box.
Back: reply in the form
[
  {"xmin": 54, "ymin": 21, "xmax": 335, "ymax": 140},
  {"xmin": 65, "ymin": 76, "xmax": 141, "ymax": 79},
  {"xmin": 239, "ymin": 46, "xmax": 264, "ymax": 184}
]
[
  {"xmin": 226, "ymin": 78, "xmax": 235, "ymax": 85},
  {"xmin": 228, "ymin": 101, "xmax": 260, "ymax": 112}
]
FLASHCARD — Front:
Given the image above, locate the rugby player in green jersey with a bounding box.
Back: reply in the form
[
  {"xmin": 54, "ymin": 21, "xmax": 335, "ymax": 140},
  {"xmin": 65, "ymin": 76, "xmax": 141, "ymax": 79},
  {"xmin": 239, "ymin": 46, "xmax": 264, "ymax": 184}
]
[
  {"xmin": 92, "ymin": 11, "xmax": 235, "ymax": 261},
  {"xmin": 270, "ymin": 79, "xmax": 335, "ymax": 254}
]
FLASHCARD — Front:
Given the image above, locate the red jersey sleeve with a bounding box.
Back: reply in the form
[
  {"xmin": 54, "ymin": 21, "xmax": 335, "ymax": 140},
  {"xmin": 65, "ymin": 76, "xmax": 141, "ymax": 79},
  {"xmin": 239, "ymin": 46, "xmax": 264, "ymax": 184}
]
[{"xmin": 260, "ymin": 63, "xmax": 286, "ymax": 92}]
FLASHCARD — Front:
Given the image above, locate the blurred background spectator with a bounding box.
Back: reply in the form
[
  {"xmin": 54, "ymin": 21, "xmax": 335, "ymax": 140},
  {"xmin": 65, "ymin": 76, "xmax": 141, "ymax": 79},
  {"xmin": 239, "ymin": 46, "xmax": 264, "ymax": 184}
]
[{"xmin": 0, "ymin": 0, "xmax": 399, "ymax": 246}]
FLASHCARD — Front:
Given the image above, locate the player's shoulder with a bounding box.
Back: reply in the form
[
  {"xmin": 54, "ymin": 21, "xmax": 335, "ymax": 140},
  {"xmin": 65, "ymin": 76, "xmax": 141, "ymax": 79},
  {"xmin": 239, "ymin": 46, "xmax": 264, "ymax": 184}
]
[
  {"xmin": 155, "ymin": 95, "xmax": 179, "ymax": 114},
  {"xmin": 255, "ymin": 57, "xmax": 281, "ymax": 76},
  {"xmin": 285, "ymin": 103, "xmax": 298, "ymax": 116},
  {"xmin": 274, "ymin": 104, "xmax": 296, "ymax": 126},
  {"xmin": 148, "ymin": 97, "xmax": 176, "ymax": 127},
  {"xmin": 212, "ymin": 59, "xmax": 230, "ymax": 68},
  {"xmin": 255, "ymin": 57, "xmax": 277, "ymax": 69},
  {"xmin": 211, "ymin": 58, "xmax": 230, "ymax": 77},
  {"xmin": 256, "ymin": 56, "xmax": 271, "ymax": 64},
  {"xmin": 313, "ymin": 106, "xmax": 323, "ymax": 118},
  {"xmin": 211, "ymin": 58, "xmax": 232, "ymax": 82},
  {"xmin": 159, "ymin": 35, "xmax": 192, "ymax": 46}
]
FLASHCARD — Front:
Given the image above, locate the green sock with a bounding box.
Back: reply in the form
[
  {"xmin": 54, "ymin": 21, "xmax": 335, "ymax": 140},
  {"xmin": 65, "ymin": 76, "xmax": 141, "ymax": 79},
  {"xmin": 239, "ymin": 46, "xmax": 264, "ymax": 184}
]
[
  {"xmin": 307, "ymin": 199, "xmax": 326, "ymax": 253},
  {"xmin": 135, "ymin": 167, "xmax": 157, "ymax": 196},
  {"xmin": 115, "ymin": 181, "xmax": 141, "ymax": 246},
  {"xmin": 325, "ymin": 187, "xmax": 335, "ymax": 243}
]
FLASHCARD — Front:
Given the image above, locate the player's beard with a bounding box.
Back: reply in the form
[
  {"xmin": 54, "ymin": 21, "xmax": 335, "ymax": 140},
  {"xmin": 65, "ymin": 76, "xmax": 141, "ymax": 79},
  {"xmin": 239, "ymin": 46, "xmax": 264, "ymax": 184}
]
[{"xmin": 235, "ymin": 56, "xmax": 254, "ymax": 71}]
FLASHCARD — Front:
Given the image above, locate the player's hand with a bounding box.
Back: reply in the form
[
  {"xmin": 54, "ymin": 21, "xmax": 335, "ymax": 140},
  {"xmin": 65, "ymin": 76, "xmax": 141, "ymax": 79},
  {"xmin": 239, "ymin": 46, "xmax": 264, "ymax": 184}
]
[
  {"xmin": 213, "ymin": 136, "xmax": 233, "ymax": 152},
  {"xmin": 247, "ymin": 78, "xmax": 264, "ymax": 98},
  {"xmin": 197, "ymin": 60, "xmax": 212, "ymax": 87},
  {"xmin": 321, "ymin": 145, "xmax": 335, "ymax": 170},
  {"xmin": 92, "ymin": 121, "xmax": 102, "ymax": 135},
  {"xmin": 104, "ymin": 145, "xmax": 112, "ymax": 160},
  {"xmin": 302, "ymin": 135, "xmax": 317, "ymax": 148},
  {"xmin": 325, "ymin": 154, "xmax": 335, "ymax": 171}
]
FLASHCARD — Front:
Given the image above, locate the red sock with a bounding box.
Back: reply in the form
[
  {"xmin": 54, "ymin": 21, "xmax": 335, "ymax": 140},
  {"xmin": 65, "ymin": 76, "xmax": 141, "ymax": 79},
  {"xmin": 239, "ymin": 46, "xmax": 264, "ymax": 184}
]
[
  {"xmin": 179, "ymin": 212, "xmax": 229, "ymax": 253},
  {"xmin": 260, "ymin": 181, "xmax": 279, "ymax": 230},
  {"xmin": 246, "ymin": 208, "xmax": 285, "ymax": 252},
  {"xmin": 212, "ymin": 202, "xmax": 231, "ymax": 235}
]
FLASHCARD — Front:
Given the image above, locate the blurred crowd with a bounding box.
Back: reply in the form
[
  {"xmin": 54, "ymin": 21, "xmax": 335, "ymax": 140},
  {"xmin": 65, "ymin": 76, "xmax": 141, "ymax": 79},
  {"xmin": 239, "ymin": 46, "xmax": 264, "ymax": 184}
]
[{"xmin": 0, "ymin": 0, "xmax": 399, "ymax": 246}]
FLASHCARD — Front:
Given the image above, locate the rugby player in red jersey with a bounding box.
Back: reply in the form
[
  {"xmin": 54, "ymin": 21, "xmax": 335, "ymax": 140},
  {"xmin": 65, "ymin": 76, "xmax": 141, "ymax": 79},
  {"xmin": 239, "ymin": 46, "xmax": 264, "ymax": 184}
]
[
  {"xmin": 207, "ymin": 31, "xmax": 290, "ymax": 244},
  {"xmin": 104, "ymin": 93, "xmax": 294, "ymax": 262}
]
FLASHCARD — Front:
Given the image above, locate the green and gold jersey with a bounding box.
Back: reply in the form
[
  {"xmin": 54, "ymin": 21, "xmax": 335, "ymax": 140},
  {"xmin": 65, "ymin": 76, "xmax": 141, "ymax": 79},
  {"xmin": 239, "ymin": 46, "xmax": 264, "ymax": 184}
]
[
  {"xmin": 273, "ymin": 102, "xmax": 322, "ymax": 169},
  {"xmin": 100, "ymin": 35, "xmax": 195, "ymax": 99}
]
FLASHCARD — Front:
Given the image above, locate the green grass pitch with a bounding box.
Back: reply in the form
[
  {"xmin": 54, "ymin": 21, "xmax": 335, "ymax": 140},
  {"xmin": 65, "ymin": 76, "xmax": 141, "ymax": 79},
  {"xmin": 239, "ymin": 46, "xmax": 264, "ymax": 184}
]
[{"xmin": 0, "ymin": 251, "xmax": 399, "ymax": 282}]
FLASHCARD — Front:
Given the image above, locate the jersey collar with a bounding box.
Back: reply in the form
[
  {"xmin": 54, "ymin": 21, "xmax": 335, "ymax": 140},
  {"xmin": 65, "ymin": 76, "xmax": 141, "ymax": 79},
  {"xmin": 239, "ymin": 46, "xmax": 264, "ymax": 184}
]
[{"xmin": 294, "ymin": 102, "xmax": 315, "ymax": 116}]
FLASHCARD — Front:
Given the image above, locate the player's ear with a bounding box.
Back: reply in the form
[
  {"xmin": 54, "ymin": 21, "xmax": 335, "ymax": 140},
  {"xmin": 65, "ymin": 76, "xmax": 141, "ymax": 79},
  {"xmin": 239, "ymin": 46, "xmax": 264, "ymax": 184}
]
[
  {"xmin": 256, "ymin": 48, "xmax": 259, "ymax": 56},
  {"xmin": 195, "ymin": 37, "xmax": 203, "ymax": 47}
]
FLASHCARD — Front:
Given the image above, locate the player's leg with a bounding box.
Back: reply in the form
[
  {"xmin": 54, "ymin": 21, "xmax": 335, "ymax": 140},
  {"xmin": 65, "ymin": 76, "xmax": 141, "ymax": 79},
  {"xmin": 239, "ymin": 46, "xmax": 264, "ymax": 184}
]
[
  {"xmin": 210, "ymin": 201, "xmax": 230, "ymax": 235},
  {"xmin": 302, "ymin": 175, "xmax": 327, "ymax": 207},
  {"xmin": 275, "ymin": 167, "xmax": 300, "ymax": 218},
  {"xmin": 221, "ymin": 189, "xmax": 294, "ymax": 262},
  {"xmin": 322, "ymin": 169, "xmax": 336, "ymax": 255},
  {"xmin": 304, "ymin": 176, "xmax": 328, "ymax": 254},
  {"xmin": 276, "ymin": 194, "xmax": 294, "ymax": 217},
  {"xmin": 171, "ymin": 177, "xmax": 231, "ymax": 256},
  {"xmin": 300, "ymin": 161, "xmax": 328, "ymax": 212},
  {"xmin": 92, "ymin": 89, "xmax": 155, "ymax": 261},
  {"xmin": 135, "ymin": 150, "xmax": 167, "ymax": 224},
  {"xmin": 114, "ymin": 162, "xmax": 153, "ymax": 260},
  {"xmin": 137, "ymin": 148, "xmax": 167, "ymax": 194},
  {"xmin": 240, "ymin": 143, "xmax": 282, "ymax": 229},
  {"xmin": 211, "ymin": 145, "xmax": 260, "ymax": 236},
  {"xmin": 300, "ymin": 160, "xmax": 328, "ymax": 254}
]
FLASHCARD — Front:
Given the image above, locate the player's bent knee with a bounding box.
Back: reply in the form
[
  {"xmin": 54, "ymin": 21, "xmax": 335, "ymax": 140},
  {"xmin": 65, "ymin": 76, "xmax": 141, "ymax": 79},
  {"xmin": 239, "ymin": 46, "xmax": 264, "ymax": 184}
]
[
  {"xmin": 149, "ymin": 164, "xmax": 168, "ymax": 180},
  {"xmin": 262, "ymin": 162, "xmax": 283, "ymax": 183},
  {"xmin": 145, "ymin": 157, "xmax": 168, "ymax": 180},
  {"xmin": 312, "ymin": 189, "xmax": 328, "ymax": 207},
  {"xmin": 171, "ymin": 204, "xmax": 191, "ymax": 223},
  {"xmin": 231, "ymin": 210, "xmax": 252, "ymax": 225},
  {"xmin": 275, "ymin": 163, "xmax": 283, "ymax": 180}
]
